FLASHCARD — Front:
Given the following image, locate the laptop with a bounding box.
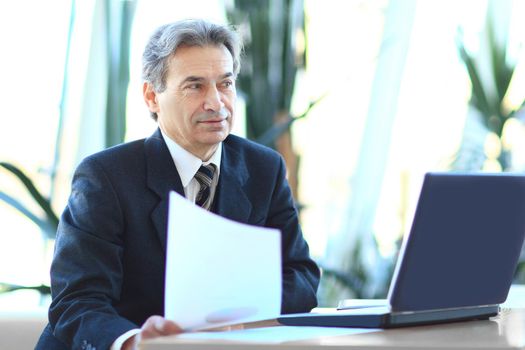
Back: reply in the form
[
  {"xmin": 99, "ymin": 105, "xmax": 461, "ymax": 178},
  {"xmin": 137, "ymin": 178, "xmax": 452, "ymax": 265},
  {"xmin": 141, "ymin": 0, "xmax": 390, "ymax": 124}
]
[{"xmin": 278, "ymin": 172, "xmax": 525, "ymax": 328}]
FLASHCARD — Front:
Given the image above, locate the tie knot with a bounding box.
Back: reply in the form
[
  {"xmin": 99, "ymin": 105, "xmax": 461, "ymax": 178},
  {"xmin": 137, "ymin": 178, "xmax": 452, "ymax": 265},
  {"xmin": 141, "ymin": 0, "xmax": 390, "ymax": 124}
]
[{"xmin": 195, "ymin": 164, "xmax": 216, "ymax": 187}]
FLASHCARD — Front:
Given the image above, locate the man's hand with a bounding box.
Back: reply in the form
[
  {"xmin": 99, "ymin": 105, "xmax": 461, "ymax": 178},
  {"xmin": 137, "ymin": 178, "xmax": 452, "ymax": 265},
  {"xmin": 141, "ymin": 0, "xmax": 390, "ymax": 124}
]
[{"xmin": 122, "ymin": 316, "xmax": 183, "ymax": 350}]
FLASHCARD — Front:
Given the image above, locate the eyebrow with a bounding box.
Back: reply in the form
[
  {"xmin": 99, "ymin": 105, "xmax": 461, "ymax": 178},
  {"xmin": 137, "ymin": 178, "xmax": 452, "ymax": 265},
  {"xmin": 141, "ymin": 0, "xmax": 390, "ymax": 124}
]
[{"xmin": 179, "ymin": 72, "xmax": 235, "ymax": 87}]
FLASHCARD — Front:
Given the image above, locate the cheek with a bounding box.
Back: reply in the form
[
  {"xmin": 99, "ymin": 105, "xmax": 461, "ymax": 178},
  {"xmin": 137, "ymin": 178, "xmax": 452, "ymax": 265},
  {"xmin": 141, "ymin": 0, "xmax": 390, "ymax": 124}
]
[
  {"xmin": 224, "ymin": 94, "xmax": 236, "ymax": 111},
  {"xmin": 173, "ymin": 97, "xmax": 197, "ymax": 124}
]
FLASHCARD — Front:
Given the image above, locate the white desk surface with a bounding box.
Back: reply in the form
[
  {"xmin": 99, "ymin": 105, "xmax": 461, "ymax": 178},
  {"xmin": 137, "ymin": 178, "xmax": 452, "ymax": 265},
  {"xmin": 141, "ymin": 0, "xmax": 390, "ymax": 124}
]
[{"xmin": 142, "ymin": 286, "xmax": 525, "ymax": 350}]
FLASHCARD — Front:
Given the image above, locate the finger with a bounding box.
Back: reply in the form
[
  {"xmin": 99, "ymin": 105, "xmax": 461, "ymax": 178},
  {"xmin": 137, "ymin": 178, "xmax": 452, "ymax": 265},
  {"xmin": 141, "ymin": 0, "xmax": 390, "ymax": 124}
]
[
  {"xmin": 140, "ymin": 316, "xmax": 184, "ymax": 339},
  {"xmin": 141, "ymin": 316, "xmax": 165, "ymax": 338},
  {"xmin": 154, "ymin": 318, "xmax": 183, "ymax": 335}
]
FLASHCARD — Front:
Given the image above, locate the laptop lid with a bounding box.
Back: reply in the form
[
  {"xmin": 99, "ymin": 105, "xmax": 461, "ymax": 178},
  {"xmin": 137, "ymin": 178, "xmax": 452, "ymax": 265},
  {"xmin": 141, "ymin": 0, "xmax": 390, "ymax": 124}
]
[
  {"xmin": 279, "ymin": 172, "xmax": 525, "ymax": 328},
  {"xmin": 387, "ymin": 172, "xmax": 525, "ymax": 312}
]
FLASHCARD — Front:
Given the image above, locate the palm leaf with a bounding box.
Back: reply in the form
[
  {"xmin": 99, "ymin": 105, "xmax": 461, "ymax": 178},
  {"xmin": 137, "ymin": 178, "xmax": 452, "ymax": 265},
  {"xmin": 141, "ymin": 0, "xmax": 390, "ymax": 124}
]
[
  {"xmin": 0, "ymin": 191, "xmax": 55, "ymax": 239},
  {"xmin": 256, "ymin": 93, "xmax": 327, "ymax": 146},
  {"xmin": 456, "ymin": 33, "xmax": 494, "ymax": 123},
  {"xmin": 0, "ymin": 283, "xmax": 50, "ymax": 295},
  {"xmin": 0, "ymin": 162, "xmax": 59, "ymax": 236},
  {"xmin": 486, "ymin": 16, "xmax": 513, "ymax": 108}
]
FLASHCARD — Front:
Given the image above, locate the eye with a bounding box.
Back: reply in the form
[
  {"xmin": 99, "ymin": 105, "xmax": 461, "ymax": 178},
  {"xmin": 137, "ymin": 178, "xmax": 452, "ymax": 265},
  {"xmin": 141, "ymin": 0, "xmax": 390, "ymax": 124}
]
[
  {"xmin": 187, "ymin": 83, "xmax": 202, "ymax": 90},
  {"xmin": 221, "ymin": 80, "xmax": 234, "ymax": 88}
]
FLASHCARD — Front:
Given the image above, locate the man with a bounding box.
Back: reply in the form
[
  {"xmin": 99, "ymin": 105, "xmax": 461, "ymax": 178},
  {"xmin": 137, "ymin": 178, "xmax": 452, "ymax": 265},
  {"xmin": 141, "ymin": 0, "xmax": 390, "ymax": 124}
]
[{"xmin": 36, "ymin": 19, "xmax": 319, "ymax": 350}]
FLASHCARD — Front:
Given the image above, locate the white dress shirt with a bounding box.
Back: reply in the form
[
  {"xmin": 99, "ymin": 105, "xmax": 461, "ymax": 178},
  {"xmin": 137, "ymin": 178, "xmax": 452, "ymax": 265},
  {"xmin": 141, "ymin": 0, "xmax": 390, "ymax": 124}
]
[{"xmin": 161, "ymin": 129, "xmax": 222, "ymax": 203}]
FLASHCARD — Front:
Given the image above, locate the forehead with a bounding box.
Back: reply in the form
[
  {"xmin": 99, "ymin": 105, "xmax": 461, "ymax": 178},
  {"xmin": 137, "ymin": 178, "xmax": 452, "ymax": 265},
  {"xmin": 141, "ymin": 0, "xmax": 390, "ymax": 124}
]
[{"xmin": 167, "ymin": 45, "xmax": 234, "ymax": 79}]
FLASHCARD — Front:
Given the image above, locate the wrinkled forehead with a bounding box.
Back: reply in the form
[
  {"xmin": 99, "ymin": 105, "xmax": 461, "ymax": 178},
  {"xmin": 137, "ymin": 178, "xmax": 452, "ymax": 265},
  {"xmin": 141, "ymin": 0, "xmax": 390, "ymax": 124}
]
[{"xmin": 167, "ymin": 45, "xmax": 235, "ymax": 81}]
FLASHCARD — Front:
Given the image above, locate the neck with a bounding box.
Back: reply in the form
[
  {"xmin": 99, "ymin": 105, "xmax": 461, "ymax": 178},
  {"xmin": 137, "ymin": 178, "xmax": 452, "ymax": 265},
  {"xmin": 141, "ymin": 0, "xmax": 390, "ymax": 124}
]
[
  {"xmin": 158, "ymin": 126, "xmax": 220, "ymax": 162},
  {"xmin": 191, "ymin": 144, "xmax": 219, "ymax": 162}
]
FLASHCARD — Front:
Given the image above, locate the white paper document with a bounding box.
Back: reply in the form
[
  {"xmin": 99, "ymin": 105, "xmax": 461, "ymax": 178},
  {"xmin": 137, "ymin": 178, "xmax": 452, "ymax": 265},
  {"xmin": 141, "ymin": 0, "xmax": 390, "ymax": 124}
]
[
  {"xmin": 177, "ymin": 326, "xmax": 378, "ymax": 343},
  {"xmin": 164, "ymin": 191, "xmax": 282, "ymax": 331}
]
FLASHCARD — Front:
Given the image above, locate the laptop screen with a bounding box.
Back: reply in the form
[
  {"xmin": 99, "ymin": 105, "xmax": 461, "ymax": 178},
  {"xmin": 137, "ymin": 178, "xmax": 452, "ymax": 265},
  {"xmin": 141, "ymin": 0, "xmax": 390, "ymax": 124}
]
[{"xmin": 387, "ymin": 173, "xmax": 525, "ymax": 312}]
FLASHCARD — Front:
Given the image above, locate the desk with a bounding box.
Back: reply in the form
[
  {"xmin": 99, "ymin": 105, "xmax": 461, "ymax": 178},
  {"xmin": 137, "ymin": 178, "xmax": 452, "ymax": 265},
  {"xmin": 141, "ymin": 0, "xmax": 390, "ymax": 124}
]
[{"xmin": 141, "ymin": 307, "xmax": 525, "ymax": 349}]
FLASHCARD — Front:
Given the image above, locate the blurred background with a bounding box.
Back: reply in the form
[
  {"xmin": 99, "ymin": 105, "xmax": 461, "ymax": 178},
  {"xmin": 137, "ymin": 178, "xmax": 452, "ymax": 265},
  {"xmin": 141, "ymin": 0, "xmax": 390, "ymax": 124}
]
[{"xmin": 1, "ymin": 0, "xmax": 525, "ymax": 318}]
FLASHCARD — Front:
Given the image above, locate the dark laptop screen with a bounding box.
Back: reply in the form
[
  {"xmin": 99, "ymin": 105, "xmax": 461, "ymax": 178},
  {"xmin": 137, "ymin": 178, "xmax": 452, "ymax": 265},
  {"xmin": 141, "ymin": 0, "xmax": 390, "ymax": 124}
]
[{"xmin": 388, "ymin": 173, "xmax": 525, "ymax": 312}]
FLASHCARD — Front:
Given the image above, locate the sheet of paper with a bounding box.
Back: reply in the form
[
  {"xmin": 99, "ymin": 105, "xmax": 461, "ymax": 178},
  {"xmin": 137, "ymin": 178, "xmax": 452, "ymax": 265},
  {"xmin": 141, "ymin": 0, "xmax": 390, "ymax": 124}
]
[
  {"xmin": 164, "ymin": 191, "xmax": 282, "ymax": 331},
  {"xmin": 337, "ymin": 299, "xmax": 389, "ymax": 310},
  {"xmin": 176, "ymin": 326, "xmax": 379, "ymax": 343}
]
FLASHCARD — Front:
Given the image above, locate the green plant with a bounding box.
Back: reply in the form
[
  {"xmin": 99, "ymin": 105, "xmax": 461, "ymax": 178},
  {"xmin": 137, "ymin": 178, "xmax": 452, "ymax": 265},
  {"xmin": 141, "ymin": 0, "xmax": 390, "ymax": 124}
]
[
  {"xmin": 0, "ymin": 283, "xmax": 51, "ymax": 295},
  {"xmin": 255, "ymin": 95, "xmax": 326, "ymax": 147},
  {"xmin": 227, "ymin": 0, "xmax": 305, "ymax": 144},
  {"xmin": 0, "ymin": 162, "xmax": 59, "ymax": 294},
  {"xmin": 454, "ymin": 14, "xmax": 525, "ymax": 171},
  {"xmin": 227, "ymin": 0, "xmax": 317, "ymax": 200},
  {"xmin": 317, "ymin": 235, "xmax": 398, "ymax": 306},
  {"xmin": 318, "ymin": 236, "xmax": 371, "ymax": 301},
  {"xmin": 0, "ymin": 162, "xmax": 58, "ymax": 239}
]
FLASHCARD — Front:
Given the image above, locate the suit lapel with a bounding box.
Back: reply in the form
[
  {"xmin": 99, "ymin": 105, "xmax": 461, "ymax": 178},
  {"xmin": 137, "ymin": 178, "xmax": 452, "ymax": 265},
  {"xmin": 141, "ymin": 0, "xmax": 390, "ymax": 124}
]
[
  {"xmin": 145, "ymin": 129, "xmax": 184, "ymax": 252},
  {"xmin": 144, "ymin": 132, "xmax": 253, "ymax": 252},
  {"xmin": 214, "ymin": 138, "xmax": 252, "ymax": 222}
]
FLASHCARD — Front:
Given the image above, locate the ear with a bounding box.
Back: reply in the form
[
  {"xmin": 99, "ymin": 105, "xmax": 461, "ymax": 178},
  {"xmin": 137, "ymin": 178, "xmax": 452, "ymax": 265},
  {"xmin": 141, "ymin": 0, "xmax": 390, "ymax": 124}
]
[{"xmin": 143, "ymin": 82, "xmax": 160, "ymax": 113}]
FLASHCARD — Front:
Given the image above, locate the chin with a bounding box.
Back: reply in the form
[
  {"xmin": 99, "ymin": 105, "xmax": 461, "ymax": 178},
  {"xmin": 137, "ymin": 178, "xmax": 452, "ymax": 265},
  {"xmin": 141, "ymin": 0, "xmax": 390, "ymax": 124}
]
[
  {"xmin": 200, "ymin": 133, "xmax": 228, "ymax": 146},
  {"xmin": 211, "ymin": 129, "xmax": 230, "ymax": 140}
]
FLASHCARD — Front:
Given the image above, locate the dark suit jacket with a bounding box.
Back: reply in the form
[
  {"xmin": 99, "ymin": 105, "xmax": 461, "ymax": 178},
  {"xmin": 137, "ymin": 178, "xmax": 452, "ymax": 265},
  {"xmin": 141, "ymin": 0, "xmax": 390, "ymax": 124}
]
[{"xmin": 36, "ymin": 129, "xmax": 319, "ymax": 349}]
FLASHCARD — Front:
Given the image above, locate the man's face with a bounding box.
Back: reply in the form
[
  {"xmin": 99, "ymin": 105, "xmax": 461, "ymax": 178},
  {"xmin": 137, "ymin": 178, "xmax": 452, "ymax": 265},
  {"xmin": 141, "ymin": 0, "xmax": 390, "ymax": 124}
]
[{"xmin": 144, "ymin": 45, "xmax": 236, "ymax": 160}]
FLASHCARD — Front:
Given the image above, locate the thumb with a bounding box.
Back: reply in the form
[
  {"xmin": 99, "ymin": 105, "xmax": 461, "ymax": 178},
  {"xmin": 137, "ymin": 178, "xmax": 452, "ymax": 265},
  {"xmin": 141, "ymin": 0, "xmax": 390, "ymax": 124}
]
[{"xmin": 154, "ymin": 318, "xmax": 183, "ymax": 335}]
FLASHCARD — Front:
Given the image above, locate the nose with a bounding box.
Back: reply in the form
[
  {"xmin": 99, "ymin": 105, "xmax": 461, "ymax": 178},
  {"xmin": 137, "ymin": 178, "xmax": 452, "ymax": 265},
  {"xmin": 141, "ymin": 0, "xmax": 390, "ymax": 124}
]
[{"xmin": 203, "ymin": 86, "xmax": 225, "ymax": 112}]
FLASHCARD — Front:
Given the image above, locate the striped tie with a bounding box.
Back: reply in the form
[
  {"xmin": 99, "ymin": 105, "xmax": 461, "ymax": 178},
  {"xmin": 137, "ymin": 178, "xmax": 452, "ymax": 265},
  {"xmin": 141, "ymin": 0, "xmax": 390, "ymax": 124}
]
[{"xmin": 194, "ymin": 164, "xmax": 216, "ymax": 210}]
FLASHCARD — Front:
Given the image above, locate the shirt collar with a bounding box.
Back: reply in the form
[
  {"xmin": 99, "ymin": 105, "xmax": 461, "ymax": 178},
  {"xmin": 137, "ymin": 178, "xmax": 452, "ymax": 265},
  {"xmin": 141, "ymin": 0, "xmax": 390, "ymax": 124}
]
[{"xmin": 160, "ymin": 129, "xmax": 222, "ymax": 188}]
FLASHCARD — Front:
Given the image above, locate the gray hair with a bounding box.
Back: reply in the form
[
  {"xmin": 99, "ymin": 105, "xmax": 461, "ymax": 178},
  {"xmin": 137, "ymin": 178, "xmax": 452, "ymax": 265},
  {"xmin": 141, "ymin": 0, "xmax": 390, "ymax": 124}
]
[{"xmin": 142, "ymin": 19, "xmax": 242, "ymax": 120}]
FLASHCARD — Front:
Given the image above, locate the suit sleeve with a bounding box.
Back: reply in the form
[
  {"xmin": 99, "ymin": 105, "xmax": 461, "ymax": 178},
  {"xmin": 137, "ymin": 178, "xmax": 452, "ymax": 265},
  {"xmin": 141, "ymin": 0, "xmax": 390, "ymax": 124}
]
[
  {"xmin": 48, "ymin": 157, "xmax": 137, "ymax": 349},
  {"xmin": 267, "ymin": 156, "xmax": 320, "ymax": 314}
]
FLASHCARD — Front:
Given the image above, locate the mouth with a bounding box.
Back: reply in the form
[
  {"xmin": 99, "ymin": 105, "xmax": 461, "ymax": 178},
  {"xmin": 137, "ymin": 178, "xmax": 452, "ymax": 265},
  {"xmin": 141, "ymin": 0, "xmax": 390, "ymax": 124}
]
[{"xmin": 199, "ymin": 117, "xmax": 227, "ymax": 124}]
